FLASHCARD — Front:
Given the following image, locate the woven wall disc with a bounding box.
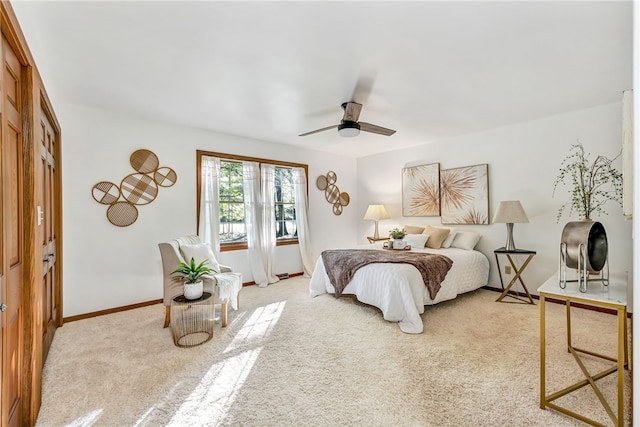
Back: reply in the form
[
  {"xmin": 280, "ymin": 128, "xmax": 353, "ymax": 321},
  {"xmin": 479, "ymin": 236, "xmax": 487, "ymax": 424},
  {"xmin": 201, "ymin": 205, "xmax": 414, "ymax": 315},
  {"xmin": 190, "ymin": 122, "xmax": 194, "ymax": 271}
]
[
  {"xmin": 154, "ymin": 167, "xmax": 178, "ymax": 187},
  {"xmin": 326, "ymin": 171, "xmax": 337, "ymax": 184},
  {"xmin": 332, "ymin": 202, "xmax": 343, "ymax": 216},
  {"xmin": 106, "ymin": 201, "xmax": 138, "ymax": 227},
  {"xmin": 130, "ymin": 149, "xmax": 160, "ymax": 174},
  {"xmin": 338, "ymin": 192, "xmax": 350, "ymax": 206},
  {"xmin": 316, "ymin": 175, "xmax": 328, "ymax": 191},
  {"xmin": 325, "ymin": 184, "xmax": 340, "ymax": 204},
  {"xmin": 92, "ymin": 181, "xmax": 121, "ymax": 205},
  {"xmin": 120, "ymin": 173, "xmax": 158, "ymax": 205}
]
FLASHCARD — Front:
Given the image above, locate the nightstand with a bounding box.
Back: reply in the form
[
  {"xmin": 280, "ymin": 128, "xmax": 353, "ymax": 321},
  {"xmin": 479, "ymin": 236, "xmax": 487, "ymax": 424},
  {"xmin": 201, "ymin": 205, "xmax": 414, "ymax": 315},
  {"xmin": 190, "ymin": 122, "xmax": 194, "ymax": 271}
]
[
  {"xmin": 367, "ymin": 236, "xmax": 389, "ymax": 244},
  {"xmin": 494, "ymin": 247, "xmax": 536, "ymax": 304}
]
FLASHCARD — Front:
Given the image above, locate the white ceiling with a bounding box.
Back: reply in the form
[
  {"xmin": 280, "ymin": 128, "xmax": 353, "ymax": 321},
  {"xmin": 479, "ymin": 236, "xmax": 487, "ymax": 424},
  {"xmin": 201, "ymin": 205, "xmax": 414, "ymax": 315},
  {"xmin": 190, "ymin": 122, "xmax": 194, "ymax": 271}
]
[{"xmin": 12, "ymin": 1, "xmax": 633, "ymax": 158}]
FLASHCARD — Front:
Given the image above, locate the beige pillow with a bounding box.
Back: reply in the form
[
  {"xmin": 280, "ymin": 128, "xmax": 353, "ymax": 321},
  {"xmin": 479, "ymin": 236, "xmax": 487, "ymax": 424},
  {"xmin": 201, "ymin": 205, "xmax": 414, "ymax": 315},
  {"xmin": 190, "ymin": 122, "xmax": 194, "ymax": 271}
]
[
  {"xmin": 404, "ymin": 225, "xmax": 425, "ymax": 234},
  {"xmin": 422, "ymin": 225, "xmax": 450, "ymax": 249}
]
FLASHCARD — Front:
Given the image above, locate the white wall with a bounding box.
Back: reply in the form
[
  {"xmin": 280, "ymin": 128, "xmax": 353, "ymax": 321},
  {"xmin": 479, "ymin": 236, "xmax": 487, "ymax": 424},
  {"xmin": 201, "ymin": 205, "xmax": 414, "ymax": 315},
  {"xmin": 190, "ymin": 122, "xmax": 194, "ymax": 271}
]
[
  {"xmin": 60, "ymin": 101, "xmax": 633, "ymax": 317},
  {"xmin": 60, "ymin": 103, "xmax": 358, "ymax": 317},
  {"xmin": 357, "ymin": 102, "xmax": 634, "ymax": 307}
]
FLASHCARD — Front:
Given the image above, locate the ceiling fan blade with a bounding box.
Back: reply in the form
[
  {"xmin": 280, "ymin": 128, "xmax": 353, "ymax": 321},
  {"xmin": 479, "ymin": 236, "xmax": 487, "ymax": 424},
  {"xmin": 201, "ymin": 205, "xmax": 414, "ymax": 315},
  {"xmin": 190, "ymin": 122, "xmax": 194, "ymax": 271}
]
[
  {"xmin": 350, "ymin": 72, "xmax": 377, "ymax": 104},
  {"xmin": 298, "ymin": 124, "xmax": 338, "ymax": 137},
  {"xmin": 342, "ymin": 102, "xmax": 362, "ymax": 122},
  {"xmin": 359, "ymin": 122, "xmax": 396, "ymax": 136}
]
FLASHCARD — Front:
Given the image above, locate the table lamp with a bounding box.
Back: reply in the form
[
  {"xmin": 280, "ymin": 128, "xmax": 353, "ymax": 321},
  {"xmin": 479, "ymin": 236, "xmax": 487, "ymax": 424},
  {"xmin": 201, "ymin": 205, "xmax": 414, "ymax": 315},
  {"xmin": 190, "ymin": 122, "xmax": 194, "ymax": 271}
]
[
  {"xmin": 363, "ymin": 204, "xmax": 390, "ymax": 240},
  {"xmin": 492, "ymin": 200, "xmax": 529, "ymax": 251}
]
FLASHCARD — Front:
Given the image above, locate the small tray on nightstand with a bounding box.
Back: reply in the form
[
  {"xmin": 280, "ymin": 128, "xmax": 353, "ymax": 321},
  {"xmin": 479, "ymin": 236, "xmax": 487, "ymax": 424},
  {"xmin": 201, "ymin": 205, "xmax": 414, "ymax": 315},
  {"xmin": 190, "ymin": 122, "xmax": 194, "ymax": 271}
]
[{"xmin": 382, "ymin": 242, "xmax": 411, "ymax": 251}]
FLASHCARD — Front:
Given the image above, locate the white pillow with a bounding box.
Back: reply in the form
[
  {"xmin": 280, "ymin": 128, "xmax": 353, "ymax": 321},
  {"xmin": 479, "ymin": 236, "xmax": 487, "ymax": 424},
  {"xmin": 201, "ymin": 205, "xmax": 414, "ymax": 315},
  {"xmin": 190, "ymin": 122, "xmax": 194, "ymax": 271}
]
[
  {"xmin": 441, "ymin": 228, "xmax": 457, "ymax": 248},
  {"xmin": 179, "ymin": 243, "xmax": 221, "ymax": 273},
  {"xmin": 404, "ymin": 234, "xmax": 429, "ymax": 249},
  {"xmin": 450, "ymin": 231, "xmax": 482, "ymax": 251}
]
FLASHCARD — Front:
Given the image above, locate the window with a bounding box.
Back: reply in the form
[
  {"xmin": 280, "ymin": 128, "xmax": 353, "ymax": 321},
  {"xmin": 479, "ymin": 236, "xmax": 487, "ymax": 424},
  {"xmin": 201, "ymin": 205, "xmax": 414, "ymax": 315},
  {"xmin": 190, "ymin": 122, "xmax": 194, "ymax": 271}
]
[
  {"xmin": 219, "ymin": 160, "xmax": 245, "ymax": 243},
  {"xmin": 197, "ymin": 151, "xmax": 308, "ymax": 251},
  {"xmin": 275, "ymin": 167, "xmax": 296, "ymax": 240}
]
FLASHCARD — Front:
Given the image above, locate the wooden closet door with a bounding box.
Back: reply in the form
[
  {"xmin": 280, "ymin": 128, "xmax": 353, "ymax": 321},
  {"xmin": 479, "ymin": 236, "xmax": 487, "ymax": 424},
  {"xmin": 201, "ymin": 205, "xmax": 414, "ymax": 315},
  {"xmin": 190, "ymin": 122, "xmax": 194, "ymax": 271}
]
[
  {"xmin": 0, "ymin": 33, "xmax": 24, "ymax": 427},
  {"xmin": 40, "ymin": 108, "xmax": 58, "ymax": 363}
]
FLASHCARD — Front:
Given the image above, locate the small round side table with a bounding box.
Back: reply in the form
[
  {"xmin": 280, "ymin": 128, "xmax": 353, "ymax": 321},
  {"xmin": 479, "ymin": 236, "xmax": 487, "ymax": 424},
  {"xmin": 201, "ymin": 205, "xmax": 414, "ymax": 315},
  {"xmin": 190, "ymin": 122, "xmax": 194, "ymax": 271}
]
[{"xmin": 170, "ymin": 291, "xmax": 214, "ymax": 347}]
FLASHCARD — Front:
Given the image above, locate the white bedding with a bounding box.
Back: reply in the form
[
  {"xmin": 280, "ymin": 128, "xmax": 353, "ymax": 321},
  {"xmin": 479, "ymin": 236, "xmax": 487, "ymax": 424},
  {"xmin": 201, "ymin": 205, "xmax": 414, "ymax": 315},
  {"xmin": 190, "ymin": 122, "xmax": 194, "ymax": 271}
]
[{"xmin": 309, "ymin": 244, "xmax": 490, "ymax": 333}]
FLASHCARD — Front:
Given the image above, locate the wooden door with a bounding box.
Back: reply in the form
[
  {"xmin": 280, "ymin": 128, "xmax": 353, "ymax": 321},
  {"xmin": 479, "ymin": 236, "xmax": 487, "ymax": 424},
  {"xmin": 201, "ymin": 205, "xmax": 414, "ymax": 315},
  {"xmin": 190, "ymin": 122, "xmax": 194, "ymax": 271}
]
[
  {"xmin": 0, "ymin": 33, "xmax": 24, "ymax": 427},
  {"xmin": 40, "ymin": 107, "xmax": 59, "ymax": 363}
]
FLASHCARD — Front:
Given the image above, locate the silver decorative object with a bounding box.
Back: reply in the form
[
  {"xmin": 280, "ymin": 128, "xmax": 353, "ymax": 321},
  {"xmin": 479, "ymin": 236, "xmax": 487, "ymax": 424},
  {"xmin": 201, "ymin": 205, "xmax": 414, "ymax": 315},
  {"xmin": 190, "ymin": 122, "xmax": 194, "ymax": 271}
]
[{"xmin": 559, "ymin": 221, "xmax": 609, "ymax": 292}]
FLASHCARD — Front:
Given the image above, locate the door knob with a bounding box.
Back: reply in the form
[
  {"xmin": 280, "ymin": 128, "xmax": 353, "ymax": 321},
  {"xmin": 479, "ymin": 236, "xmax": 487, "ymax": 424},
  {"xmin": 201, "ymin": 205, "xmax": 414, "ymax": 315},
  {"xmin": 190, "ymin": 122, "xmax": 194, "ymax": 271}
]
[{"xmin": 0, "ymin": 303, "xmax": 7, "ymax": 312}]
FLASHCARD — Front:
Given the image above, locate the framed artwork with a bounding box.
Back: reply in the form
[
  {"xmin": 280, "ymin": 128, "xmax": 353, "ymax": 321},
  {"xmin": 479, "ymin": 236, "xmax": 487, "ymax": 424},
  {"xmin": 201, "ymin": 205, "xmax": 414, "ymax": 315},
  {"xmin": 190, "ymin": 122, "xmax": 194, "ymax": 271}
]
[
  {"xmin": 402, "ymin": 163, "xmax": 440, "ymax": 217},
  {"xmin": 440, "ymin": 163, "xmax": 489, "ymax": 225}
]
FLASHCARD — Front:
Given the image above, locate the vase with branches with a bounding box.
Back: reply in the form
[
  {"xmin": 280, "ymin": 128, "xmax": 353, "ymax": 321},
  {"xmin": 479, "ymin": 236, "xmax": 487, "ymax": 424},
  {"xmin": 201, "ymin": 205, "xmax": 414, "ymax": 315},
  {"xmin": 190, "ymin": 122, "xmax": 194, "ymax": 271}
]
[{"xmin": 552, "ymin": 142, "xmax": 623, "ymax": 222}]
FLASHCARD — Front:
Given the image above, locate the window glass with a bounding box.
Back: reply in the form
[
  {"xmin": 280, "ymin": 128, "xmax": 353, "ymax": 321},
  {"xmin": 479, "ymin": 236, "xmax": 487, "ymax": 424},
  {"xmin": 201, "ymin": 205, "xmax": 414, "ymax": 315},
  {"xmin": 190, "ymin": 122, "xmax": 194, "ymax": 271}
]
[
  {"xmin": 219, "ymin": 160, "xmax": 246, "ymax": 243},
  {"xmin": 275, "ymin": 167, "xmax": 297, "ymax": 240}
]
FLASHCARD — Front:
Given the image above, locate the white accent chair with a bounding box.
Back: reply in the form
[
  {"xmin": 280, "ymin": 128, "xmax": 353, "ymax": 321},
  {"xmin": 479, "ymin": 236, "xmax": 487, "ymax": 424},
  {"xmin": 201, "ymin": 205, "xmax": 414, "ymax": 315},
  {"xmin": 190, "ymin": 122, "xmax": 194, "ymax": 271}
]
[{"xmin": 158, "ymin": 235, "xmax": 241, "ymax": 328}]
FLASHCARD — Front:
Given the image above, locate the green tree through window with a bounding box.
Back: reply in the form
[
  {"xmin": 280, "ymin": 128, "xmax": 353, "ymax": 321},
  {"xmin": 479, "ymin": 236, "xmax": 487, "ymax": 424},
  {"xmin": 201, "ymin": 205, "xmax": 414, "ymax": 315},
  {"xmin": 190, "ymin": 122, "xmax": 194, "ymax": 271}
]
[
  {"xmin": 275, "ymin": 167, "xmax": 297, "ymax": 239},
  {"xmin": 219, "ymin": 161, "xmax": 245, "ymax": 243}
]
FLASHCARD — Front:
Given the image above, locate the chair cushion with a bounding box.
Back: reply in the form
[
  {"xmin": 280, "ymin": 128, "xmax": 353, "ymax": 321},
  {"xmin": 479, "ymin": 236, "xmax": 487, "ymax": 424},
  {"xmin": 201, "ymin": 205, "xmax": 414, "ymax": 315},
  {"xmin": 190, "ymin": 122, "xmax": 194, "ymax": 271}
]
[{"xmin": 179, "ymin": 243, "xmax": 221, "ymax": 273}]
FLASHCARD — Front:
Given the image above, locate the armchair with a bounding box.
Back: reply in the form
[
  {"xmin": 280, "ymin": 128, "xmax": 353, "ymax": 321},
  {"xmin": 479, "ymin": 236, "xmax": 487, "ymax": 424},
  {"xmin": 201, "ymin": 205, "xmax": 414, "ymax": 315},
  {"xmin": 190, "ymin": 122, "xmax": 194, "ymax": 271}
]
[{"xmin": 158, "ymin": 235, "xmax": 241, "ymax": 328}]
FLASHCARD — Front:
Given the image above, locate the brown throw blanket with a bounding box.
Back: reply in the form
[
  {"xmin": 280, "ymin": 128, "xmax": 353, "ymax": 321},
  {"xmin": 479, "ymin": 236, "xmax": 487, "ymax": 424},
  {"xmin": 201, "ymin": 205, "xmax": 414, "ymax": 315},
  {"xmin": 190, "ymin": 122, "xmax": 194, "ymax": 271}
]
[{"xmin": 321, "ymin": 249, "xmax": 453, "ymax": 299}]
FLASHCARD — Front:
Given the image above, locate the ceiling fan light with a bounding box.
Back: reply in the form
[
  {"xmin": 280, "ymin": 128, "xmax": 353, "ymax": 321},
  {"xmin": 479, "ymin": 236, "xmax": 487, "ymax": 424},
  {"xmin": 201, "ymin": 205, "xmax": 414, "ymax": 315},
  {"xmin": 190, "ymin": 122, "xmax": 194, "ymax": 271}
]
[{"xmin": 338, "ymin": 121, "xmax": 360, "ymax": 137}]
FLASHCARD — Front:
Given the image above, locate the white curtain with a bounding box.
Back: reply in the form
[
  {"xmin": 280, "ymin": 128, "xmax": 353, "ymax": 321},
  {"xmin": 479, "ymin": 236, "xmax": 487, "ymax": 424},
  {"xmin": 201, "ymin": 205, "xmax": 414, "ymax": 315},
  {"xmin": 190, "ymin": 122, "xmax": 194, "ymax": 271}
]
[
  {"xmin": 243, "ymin": 162, "xmax": 269, "ymax": 287},
  {"xmin": 198, "ymin": 155, "xmax": 221, "ymax": 260},
  {"xmin": 260, "ymin": 164, "xmax": 280, "ymax": 284},
  {"xmin": 292, "ymin": 167, "xmax": 315, "ymax": 276}
]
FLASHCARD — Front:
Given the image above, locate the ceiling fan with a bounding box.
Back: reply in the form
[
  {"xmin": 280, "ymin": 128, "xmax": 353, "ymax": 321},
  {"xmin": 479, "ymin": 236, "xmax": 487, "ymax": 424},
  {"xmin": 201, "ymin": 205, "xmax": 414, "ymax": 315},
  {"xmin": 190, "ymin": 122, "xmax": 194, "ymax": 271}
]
[{"xmin": 299, "ymin": 102, "xmax": 396, "ymax": 138}]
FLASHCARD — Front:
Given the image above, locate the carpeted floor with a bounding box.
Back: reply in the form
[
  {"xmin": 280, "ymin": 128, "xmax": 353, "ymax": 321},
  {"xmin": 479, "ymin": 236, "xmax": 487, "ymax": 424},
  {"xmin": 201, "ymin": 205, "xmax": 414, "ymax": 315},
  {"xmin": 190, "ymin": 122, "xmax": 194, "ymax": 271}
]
[{"xmin": 35, "ymin": 276, "xmax": 631, "ymax": 426}]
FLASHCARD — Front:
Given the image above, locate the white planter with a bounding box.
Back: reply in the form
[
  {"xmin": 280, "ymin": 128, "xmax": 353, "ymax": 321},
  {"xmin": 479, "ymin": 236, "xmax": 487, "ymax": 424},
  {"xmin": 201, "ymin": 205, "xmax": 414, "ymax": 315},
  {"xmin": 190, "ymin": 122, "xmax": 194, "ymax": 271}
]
[
  {"xmin": 183, "ymin": 280, "xmax": 204, "ymax": 300},
  {"xmin": 392, "ymin": 239, "xmax": 406, "ymax": 249}
]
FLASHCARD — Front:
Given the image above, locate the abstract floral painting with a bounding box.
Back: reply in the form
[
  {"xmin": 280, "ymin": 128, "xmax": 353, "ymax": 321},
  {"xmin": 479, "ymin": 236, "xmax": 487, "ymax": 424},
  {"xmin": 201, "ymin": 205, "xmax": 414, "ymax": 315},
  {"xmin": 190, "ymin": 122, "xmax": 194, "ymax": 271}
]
[
  {"xmin": 402, "ymin": 163, "xmax": 440, "ymax": 217},
  {"xmin": 440, "ymin": 164, "xmax": 489, "ymax": 225}
]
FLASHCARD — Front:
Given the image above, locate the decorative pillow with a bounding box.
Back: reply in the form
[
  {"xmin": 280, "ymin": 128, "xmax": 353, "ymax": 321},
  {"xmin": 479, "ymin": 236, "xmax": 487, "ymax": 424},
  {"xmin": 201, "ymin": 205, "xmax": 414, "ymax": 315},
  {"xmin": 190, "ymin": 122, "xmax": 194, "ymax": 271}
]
[
  {"xmin": 180, "ymin": 243, "xmax": 221, "ymax": 273},
  {"xmin": 404, "ymin": 234, "xmax": 429, "ymax": 249},
  {"xmin": 441, "ymin": 228, "xmax": 458, "ymax": 248},
  {"xmin": 450, "ymin": 231, "xmax": 482, "ymax": 251},
  {"xmin": 404, "ymin": 225, "xmax": 425, "ymax": 234},
  {"xmin": 422, "ymin": 225, "xmax": 450, "ymax": 249}
]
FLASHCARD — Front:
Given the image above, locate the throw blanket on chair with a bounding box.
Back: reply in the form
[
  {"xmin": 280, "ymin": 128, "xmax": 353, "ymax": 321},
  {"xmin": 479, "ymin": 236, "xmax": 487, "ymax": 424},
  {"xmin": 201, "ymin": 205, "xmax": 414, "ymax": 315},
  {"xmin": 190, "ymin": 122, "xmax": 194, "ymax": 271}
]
[{"xmin": 321, "ymin": 249, "xmax": 453, "ymax": 299}]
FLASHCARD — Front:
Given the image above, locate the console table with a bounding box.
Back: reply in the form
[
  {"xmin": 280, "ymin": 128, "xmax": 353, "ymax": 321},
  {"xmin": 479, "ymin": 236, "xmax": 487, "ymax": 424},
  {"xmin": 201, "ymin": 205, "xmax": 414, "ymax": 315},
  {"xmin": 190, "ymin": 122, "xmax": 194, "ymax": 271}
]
[{"xmin": 538, "ymin": 271, "xmax": 628, "ymax": 426}]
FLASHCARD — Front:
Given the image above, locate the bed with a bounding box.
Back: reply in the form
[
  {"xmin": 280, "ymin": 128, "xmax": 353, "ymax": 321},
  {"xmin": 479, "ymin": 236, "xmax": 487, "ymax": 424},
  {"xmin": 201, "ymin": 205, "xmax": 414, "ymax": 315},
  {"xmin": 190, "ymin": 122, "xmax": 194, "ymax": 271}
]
[{"xmin": 309, "ymin": 243, "xmax": 490, "ymax": 334}]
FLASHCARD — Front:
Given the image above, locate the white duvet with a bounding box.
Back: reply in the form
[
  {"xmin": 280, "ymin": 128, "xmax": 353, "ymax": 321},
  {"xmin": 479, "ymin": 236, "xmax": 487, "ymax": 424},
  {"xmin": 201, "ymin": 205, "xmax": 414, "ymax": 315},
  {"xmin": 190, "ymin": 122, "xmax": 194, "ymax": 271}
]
[{"xmin": 309, "ymin": 244, "xmax": 490, "ymax": 333}]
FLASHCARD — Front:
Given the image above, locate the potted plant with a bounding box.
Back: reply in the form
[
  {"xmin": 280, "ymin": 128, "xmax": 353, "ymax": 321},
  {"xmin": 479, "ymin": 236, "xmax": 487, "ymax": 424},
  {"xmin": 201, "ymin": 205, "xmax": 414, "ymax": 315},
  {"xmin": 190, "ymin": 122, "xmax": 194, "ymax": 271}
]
[
  {"xmin": 389, "ymin": 227, "xmax": 407, "ymax": 249},
  {"xmin": 171, "ymin": 257, "xmax": 214, "ymax": 300},
  {"xmin": 552, "ymin": 142, "xmax": 623, "ymax": 223}
]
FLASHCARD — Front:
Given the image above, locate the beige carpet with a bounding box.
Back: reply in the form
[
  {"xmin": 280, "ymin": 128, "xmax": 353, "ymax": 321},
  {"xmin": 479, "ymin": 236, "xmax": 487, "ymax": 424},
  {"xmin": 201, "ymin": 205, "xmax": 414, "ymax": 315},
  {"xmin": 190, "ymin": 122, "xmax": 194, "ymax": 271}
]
[{"xmin": 36, "ymin": 277, "xmax": 631, "ymax": 426}]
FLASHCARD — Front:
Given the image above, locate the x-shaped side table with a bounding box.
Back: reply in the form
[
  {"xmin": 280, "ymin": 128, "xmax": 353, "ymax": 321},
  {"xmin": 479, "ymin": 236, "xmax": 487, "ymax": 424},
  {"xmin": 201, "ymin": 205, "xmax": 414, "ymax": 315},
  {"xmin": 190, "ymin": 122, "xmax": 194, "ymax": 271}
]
[{"xmin": 494, "ymin": 247, "xmax": 536, "ymax": 304}]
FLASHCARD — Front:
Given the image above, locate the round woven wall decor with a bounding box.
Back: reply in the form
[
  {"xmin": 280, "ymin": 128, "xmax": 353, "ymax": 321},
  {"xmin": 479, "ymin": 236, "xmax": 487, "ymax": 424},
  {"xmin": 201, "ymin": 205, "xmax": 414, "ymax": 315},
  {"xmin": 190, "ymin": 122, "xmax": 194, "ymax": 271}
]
[
  {"xmin": 130, "ymin": 149, "xmax": 160, "ymax": 174},
  {"xmin": 317, "ymin": 171, "xmax": 349, "ymax": 216},
  {"xmin": 338, "ymin": 191, "xmax": 350, "ymax": 206},
  {"xmin": 316, "ymin": 175, "xmax": 328, "ymax": 191},
  {"xmin": 325, "ymin": 184, "xmax": 340, "ymax": 204},
  {"xmin": 106, "ymin": 201, "xmax": 139, "ymax": 227},
  {"xmin": 92, "ymin": 181, "xmax": 121, "ymax": 205},
  {"xmin": 92, "ymin": 149, "xmax": 177, "ymax": 227},
  {"xmin": 120, "ymin": 173, "xmax": 158, "ymax": 205},
  {"xmin": 154, "ymin": 167, "xmax": 178, "ymax": 187}
]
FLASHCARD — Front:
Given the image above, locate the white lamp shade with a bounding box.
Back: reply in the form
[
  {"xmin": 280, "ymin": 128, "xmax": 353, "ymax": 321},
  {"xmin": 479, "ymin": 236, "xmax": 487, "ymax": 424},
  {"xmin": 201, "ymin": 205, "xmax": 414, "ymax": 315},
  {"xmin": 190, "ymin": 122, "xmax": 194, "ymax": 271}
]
[
  {"xmin": 492, "ymin": 201, "xmax": 529, "ymax": 224},
  {"xmin": 363, "ymin": 204, "xmax": 390, "ymax": 220}
]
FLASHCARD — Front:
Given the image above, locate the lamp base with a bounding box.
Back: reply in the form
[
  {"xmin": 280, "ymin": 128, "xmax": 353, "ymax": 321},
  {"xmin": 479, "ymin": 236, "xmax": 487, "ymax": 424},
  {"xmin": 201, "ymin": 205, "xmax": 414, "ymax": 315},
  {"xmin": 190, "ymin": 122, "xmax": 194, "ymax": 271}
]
[
  {"xmin": 504, "ymin": 223, "xmax": 516, "ymax": 251},
  {"xmin": 373, "ymin": 220, "xmax": 380, "ymax": 240}
]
